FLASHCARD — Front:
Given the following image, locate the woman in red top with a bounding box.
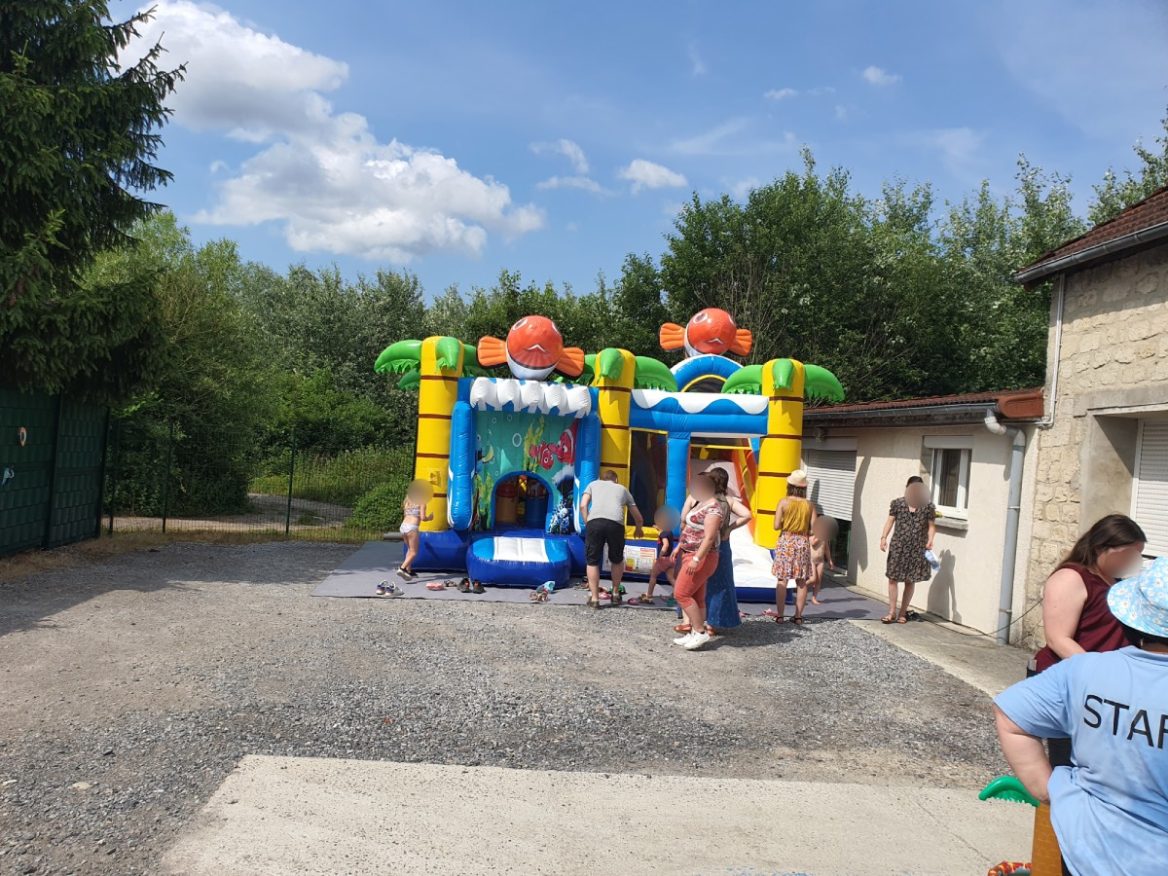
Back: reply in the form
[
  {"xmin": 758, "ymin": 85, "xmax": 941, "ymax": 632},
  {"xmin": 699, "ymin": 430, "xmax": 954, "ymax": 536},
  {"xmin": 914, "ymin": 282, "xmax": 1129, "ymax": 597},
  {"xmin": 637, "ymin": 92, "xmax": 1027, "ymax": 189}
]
[
  {"xmin": 1032, "ymin": 513, "xmax": 1146, "ymax": 766},
  {"xmin": 1035, "ymin": 514, "xmax": 1146, "ymax": 671}
]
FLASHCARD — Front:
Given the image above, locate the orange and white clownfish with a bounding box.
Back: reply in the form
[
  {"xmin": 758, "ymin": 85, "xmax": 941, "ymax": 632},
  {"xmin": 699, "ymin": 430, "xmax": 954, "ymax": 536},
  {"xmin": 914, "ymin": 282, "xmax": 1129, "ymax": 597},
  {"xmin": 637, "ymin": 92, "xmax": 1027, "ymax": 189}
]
[
  {"xmin": 659, "ymin": 308, "xmax": 753, "ymax": 358},
  {"xmin": 477, "ymin": 315, "xmax": 585, "ymax": 381}
]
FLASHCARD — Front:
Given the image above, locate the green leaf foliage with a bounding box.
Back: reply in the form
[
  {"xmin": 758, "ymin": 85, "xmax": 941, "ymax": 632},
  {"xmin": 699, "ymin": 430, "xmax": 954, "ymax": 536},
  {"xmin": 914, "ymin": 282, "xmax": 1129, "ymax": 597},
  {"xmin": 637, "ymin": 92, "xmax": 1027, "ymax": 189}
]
[{"xmin": 1, "ymin": 1, "xmax": 183, "ymax": 397}]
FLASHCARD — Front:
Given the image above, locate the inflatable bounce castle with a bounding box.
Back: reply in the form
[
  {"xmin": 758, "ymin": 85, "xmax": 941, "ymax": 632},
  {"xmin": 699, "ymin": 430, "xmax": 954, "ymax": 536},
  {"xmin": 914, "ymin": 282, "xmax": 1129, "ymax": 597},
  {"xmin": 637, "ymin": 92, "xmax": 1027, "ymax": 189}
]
[{"xmin": 374, "ymin": 309, "xmax": 843, "ymax": 602}]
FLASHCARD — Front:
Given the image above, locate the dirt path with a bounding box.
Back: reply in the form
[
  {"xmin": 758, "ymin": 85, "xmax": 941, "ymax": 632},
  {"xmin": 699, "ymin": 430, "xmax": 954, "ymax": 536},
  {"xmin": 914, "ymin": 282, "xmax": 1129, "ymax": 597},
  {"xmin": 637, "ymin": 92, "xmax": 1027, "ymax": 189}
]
[{"xmin": 109, "ymin": 493, "xmax": 355, "ymax": 533}]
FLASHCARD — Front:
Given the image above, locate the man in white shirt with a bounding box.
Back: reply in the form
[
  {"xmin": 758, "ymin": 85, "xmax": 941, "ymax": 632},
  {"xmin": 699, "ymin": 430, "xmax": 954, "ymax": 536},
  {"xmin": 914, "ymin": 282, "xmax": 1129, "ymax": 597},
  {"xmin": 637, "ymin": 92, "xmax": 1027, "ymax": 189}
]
[{"xmin": 580, "ymin": 470, "xmax": 644, "ymax": 607}]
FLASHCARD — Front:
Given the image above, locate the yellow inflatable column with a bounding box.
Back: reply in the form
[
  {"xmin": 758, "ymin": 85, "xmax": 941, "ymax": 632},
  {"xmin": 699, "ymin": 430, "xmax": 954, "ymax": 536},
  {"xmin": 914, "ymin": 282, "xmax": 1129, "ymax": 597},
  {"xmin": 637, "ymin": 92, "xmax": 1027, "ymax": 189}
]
[
  {"xmin": 414, "ymin": 336, "xmax": 464, "ymax": 531},
  {"xmin": 593, "ymin": 348, "xmax": 636, "ymax": 489},
  {"xmin": 754, "ymin": 358, "xmax": 806, "ymax": 550}
]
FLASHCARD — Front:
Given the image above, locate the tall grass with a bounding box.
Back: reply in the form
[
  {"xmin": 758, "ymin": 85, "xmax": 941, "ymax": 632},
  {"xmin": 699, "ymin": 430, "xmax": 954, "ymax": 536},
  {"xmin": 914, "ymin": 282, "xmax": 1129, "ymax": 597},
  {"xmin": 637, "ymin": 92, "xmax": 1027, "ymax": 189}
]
[{"xmin": 250, "ymin": 445, "xmax": 414, "ymax": 508}]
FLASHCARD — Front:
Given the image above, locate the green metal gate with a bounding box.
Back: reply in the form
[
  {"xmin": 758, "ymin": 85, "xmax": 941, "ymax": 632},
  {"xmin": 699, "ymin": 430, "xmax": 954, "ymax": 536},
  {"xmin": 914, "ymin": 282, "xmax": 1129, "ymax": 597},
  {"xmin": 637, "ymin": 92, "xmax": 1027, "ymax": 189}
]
[{"xmin": 0, "ymin": 388, "xmax": 108, "ymax": 557}]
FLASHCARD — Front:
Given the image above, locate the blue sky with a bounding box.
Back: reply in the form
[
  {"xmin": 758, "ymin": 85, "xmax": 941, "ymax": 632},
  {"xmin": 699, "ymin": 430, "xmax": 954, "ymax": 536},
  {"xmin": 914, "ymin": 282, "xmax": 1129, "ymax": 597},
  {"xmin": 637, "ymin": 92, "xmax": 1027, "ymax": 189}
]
[{"xmin": 118, "ymin": 0, "xmax": 1168, "ymax": 299}]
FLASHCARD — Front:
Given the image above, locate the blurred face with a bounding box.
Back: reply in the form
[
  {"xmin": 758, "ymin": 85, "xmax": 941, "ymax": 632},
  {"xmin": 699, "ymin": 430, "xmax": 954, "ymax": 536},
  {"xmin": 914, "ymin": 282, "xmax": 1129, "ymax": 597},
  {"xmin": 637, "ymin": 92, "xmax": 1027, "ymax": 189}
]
[
  {"xmin": 691, "ymin": 476, "xmax": 715, "ymax": 501},
  {"xmin": 1098, "ymin": 542, "xmax": 1146, "ymax": 579},
  {"xmin": 906, "ymin": 483, "xmax": 928, "ymax": 505}
]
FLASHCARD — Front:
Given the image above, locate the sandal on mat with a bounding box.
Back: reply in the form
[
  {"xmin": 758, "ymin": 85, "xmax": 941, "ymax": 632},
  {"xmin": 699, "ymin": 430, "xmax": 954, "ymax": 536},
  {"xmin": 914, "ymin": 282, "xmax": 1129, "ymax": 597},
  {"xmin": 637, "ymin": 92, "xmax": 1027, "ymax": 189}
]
[
  {"xmin": 425, "ymin": 581, "xmax": 445, "ymax": 591},
  {"xmin": 457, "ymin": 578, "xmax": 471, "ymax": 593},
  {"xmin": 472, "ymin": 580, "xmax": 485, "ymax": 594},
  {"xmin": 880, "ymin": 615, "xmax": 896, "ymax": 624}
]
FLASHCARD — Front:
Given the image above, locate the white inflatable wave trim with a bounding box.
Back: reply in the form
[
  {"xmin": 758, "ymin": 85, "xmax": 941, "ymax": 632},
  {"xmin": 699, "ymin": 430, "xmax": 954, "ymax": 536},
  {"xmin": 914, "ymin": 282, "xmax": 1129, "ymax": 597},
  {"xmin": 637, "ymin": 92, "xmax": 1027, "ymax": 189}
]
[{"xmin": 469, "ymin": 378, "xmax": 592, "ymax": 418}]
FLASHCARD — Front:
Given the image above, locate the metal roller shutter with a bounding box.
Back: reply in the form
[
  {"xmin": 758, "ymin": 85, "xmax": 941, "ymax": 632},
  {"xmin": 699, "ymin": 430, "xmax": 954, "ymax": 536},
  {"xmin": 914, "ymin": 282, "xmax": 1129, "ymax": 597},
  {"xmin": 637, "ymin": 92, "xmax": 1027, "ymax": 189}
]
[
  {"xmin": 1134, "ymin": 420, "xmax": 1168, "ymax": 558},
  {"xmin": 803, "ymin": 449, "xmax": 856, "ymax": 521}
]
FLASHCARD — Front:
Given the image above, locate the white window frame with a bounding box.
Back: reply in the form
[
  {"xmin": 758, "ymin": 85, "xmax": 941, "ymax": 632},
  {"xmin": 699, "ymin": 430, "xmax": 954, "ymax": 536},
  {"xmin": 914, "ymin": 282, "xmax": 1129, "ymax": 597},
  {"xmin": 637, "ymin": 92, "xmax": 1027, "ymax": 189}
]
[{"xmin": 929, "ymin": 446, "xmax": 971, "ymax": 518}]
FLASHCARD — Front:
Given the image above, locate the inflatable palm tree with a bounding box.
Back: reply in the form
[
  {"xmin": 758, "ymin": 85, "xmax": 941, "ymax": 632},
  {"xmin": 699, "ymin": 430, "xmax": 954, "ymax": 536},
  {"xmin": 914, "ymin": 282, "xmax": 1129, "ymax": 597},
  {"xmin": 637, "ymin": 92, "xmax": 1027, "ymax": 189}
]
[
  {"xmin": 374, "ymin": 337, "xmax": 482, "ymax": 530},
  {"xmin": 722, "ymin": 359, "xmax": 844, "ymax": 549}
]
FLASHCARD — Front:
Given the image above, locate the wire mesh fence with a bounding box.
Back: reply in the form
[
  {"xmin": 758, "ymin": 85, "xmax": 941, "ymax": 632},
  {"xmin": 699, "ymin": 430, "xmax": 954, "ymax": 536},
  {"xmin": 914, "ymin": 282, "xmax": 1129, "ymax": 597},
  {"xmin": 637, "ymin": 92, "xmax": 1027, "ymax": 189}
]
[{"xmin": 103, "ymin": 413, "xmax": 414, "ymax": 542}]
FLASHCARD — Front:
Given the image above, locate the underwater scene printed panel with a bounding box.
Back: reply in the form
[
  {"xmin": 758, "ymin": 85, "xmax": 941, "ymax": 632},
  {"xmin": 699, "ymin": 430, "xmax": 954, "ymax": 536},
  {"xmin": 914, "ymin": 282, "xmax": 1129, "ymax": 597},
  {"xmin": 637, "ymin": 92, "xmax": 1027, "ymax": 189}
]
[{"xmin": 472, "ymin": 411, "xmax": 578, "ymax": 531}]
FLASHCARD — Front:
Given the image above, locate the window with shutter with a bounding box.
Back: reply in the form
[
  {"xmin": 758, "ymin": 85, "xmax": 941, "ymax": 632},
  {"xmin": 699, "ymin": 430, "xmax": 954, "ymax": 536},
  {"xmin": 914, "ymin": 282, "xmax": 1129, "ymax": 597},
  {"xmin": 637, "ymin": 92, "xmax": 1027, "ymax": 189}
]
[
  {"xmin": 803, "ymin": 449, "xmax": 856, "ymax": 521},
  {"xmin": 1133, "ymin": 420, "xmax": 1168, "ymax": 558}
]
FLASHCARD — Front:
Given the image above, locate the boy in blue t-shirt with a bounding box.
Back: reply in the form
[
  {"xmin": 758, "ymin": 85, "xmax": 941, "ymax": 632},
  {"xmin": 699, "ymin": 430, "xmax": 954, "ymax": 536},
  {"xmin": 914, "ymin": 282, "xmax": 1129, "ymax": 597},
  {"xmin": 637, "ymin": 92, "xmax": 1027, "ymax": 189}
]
[{"xmin": 994, "ymin": 556, "xmax": 1168, "ymax": 876}]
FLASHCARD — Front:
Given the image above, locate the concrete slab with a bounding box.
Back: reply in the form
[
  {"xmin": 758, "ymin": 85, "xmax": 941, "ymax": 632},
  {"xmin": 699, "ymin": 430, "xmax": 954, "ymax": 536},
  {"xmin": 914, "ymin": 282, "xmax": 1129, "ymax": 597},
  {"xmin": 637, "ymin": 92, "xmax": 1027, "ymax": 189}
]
[
  {"xmin": 848, "ymin": 601, "xmax": 1031, "ymax": 697},
  {"xmin": 161, "ymin": 757, "xmax": 1032, "ymax": 876}
]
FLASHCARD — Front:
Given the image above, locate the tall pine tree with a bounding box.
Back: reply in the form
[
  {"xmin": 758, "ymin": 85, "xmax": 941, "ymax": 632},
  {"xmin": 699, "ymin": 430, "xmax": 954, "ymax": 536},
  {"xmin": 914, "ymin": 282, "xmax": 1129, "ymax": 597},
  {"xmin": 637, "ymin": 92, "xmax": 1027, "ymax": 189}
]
[{"xmin": 1, "ymin": 1, "xmax": 182, "ymax": 396}]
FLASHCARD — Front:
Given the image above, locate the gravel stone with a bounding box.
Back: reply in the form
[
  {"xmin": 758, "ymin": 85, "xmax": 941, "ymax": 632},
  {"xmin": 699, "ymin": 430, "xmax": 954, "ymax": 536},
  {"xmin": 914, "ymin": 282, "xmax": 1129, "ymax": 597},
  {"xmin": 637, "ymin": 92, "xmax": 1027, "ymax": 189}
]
[{"xmin": 0, "ymin": 542, "xmax": 1008, "ymax": 875}]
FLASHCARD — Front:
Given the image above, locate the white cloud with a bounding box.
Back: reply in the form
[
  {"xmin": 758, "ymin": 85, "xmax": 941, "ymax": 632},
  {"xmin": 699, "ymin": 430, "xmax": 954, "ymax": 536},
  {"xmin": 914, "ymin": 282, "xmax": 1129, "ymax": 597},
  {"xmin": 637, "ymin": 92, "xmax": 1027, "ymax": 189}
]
[
  {"xmin": 536, "ymin": 175, "xmax": 605, "ymax": 194},
  {"xmin": 807, "ymin": 86, "xmax": 837, "ymax": 97},
  {"xmin": 670, "ymin": 118, "xmax": 798, "ymax": 157},
  {"xmin": 834, "ymin": 104, "xmax": 849, "ymax": 121},
  {"xmin": 209, "ymin": 159, "xmax": 228, "ymax": 174},
  {"xmin": 670, "ymin": 118, "xmax": 751, "ymax": 155},
  {"xmin": 688, "ymin": 43, "xmax": 707, "ymax": 77},
  {"xmin": 618, "ymin": 159, "xmax": 688, "ymax": 193},
  {"xmin": 530, "ymin": 138, "xmax": 589, "ymax": 174},
  {"xmin": 764, "ymin": 87, "xmax": 798, "ymax": 101},
  {"xmin": 921, "ymin": 127, "xmax": 988, "ymax": 178},
  {"xmin": 130, "ymin": 1, "xmax": 542, "ymax": 262},
  {"xmin": 730, "ymin": 177, "xmax": 760, "ymax": 199},
  {"xmin": 993, "ymin": 0, "xmax": 1168, "ymax": 140},
  {"xmin": 862, "ymin": 65, "xmax": 901, "ymax": 86}
]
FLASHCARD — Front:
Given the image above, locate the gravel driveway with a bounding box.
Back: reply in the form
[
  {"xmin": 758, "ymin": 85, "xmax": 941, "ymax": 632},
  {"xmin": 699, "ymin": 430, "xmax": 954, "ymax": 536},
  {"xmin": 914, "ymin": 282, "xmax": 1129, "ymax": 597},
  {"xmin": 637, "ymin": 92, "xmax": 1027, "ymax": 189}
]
[{"xmin": 0, "ymin": 542, "xmax": 1006, "ymax": 876}]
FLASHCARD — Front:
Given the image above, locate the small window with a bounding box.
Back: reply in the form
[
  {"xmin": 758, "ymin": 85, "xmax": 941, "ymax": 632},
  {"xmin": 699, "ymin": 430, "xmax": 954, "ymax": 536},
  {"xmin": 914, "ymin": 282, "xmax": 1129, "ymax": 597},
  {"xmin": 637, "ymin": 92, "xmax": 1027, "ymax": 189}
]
[{"xmin": 931, "ymin": 447, "xmax": 970, "ymax": 516}]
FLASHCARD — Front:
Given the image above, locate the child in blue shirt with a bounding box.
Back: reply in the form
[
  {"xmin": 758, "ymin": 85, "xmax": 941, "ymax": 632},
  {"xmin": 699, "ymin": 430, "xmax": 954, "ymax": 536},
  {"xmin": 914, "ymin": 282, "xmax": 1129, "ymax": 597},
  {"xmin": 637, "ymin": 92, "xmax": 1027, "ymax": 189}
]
[{"xmin": 994, "ymin": 556, "xmax": 1168, "ymax": 876}]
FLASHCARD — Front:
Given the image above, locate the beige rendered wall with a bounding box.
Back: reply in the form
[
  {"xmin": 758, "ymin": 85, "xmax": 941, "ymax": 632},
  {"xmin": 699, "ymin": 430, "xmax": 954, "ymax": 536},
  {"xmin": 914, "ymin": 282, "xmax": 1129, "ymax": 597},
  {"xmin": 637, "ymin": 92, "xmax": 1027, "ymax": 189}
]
[
  {"xmin": 1022, "ymin": 242, "xmax": 1168, "ymax": 648},
  {"xmin": 842, "ymin": 425, "xmax": 1037, "ymax": 636}
]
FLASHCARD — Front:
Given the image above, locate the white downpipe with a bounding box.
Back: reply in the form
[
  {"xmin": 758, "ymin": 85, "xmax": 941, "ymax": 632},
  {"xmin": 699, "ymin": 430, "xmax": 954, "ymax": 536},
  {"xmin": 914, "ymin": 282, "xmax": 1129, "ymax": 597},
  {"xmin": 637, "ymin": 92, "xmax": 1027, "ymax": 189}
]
[
  {"xmin": 1039, "ymin": 274, "xmax": 1066, "ymax": 429},
  {"xmin": 986, "ymin": 410, "xmax": 1027, "ymax": 644}
]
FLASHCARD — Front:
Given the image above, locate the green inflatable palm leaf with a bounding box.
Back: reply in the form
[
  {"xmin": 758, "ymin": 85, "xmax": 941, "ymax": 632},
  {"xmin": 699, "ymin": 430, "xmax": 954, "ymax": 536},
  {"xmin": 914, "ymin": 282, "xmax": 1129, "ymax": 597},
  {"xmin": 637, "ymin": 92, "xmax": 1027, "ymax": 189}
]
[
  {"xmin": 633, "ymin": 356, "xmax": 678, "ymax": 391},
  {"xmin": 397, "ymin": 371, "xmax": 421, "ymax": 391},
  {"xmin": 721, "ymin": 365, "xmax": 763, "ymax": 396},
  {"xmin": 771, "ymin": 358, "xmax": 796, "ymax": 391},
  {"xmin": 595, "ymin": 348, "xmax": 626, "ymax": 381},
  {"xmin": 978, "ymin": 776, "xmax": 1039, "ymax": 808},
  {"xmin": 804, "ymin": 363, "xmax": 845, "ymax": 402},
  {"xmin": 374, "ymin": 339, "xmax": 423, "ymax": 374}
]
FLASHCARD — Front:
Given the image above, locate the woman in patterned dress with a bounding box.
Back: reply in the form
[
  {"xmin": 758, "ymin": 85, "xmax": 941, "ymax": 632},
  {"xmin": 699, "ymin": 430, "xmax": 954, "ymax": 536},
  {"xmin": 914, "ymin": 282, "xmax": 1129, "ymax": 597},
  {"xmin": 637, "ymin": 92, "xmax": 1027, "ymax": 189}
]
[
  {"xmin": 671, "ymin": 472, "xmax": 724, "ymax": 651},
  {"xmin": 697, "ymin": 467, "xmax": 751, "ymax": 634},
  {"xmin": 771, "ymin": 470, "xmax": 816, "ymax": 625},
  {"xmin": 879, "ymin": 476, "xmax": 937, "ymax": 624}
]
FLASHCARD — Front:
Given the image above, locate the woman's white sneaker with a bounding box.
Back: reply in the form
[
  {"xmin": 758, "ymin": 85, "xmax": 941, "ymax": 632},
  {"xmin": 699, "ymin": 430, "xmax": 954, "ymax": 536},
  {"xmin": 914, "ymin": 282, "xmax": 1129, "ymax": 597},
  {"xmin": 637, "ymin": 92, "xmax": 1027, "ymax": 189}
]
[
  {"xmin": 672, "ymin": 633, "xmax": 694, "ymax": 646},
  {"xmin": 683, "ymin": 631, "xmax": 711, "ymax": 651}
]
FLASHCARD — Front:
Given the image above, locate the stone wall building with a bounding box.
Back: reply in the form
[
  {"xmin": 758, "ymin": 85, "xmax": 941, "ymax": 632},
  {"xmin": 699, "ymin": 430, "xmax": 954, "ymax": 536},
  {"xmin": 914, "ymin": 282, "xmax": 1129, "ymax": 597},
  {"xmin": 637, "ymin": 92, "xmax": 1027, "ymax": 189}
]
[{"xmin": 1015, "ymin": 185, "xmax": 1168, "ymax": 647}]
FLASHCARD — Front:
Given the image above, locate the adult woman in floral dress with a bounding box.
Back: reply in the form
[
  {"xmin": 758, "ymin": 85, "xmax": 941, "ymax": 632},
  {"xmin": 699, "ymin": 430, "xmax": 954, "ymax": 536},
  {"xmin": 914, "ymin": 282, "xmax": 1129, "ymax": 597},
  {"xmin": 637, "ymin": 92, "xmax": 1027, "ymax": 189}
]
[
  {"xmin": 770, "ymin": 470, "xmax": 815, "ymax": 625},
  {"xmin": 879, "ymin": 476, "xmax": 936, "ymax": 624}
]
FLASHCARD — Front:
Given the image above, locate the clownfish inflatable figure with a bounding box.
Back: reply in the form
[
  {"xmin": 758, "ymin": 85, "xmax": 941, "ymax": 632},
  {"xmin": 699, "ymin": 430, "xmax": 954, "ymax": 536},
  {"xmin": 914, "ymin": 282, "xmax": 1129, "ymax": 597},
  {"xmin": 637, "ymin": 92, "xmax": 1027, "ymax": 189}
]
[
  {"xmin": 659, "ymin": 308, "xmax": 753, "ymax": 358},
  {"xmin": 477, "ymin": 315, "xmax": 585, "ymax": 381}
]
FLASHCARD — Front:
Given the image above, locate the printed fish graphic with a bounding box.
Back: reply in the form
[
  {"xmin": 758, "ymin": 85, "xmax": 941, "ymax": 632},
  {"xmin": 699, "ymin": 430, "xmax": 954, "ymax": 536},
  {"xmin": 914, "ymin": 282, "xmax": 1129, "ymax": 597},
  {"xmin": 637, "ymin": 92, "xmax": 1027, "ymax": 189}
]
[
  {"xmin": 659, "ymin": 308, "xmax": 753, "ymax": 358},
  {"xmin": 477, "ymin": 315, "xmax": 585, "ymax": 381}
]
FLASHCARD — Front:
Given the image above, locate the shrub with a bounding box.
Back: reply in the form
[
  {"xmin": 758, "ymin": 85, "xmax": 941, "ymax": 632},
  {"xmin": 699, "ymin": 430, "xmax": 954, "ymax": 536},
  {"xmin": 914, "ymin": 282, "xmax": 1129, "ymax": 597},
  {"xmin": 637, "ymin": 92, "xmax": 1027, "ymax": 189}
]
[
  {"xmin": 349, "ymin": 480, "xmax": 409, "ymax": 531},
  {"xmin": 251, "ymin": 445, "xmax": 414, "ymax": 510}
]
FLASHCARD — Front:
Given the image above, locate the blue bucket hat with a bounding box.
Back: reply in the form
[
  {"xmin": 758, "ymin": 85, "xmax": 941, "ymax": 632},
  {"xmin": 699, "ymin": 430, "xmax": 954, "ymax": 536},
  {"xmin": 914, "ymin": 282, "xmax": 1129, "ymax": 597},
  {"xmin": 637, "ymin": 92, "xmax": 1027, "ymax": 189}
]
[{"xmin": 1108, "ymin": 556, "xmax": 1168, "ymax": 639}]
